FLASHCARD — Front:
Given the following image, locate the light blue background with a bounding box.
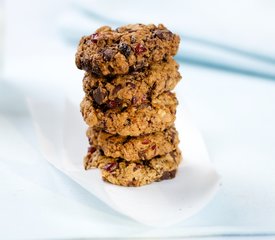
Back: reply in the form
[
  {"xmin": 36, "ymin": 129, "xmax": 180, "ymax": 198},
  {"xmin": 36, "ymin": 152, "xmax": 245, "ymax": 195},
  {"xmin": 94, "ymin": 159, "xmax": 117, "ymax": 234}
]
[{"xmin": 1, "ymin": 0, "xmax": 275, "ymax": 239}]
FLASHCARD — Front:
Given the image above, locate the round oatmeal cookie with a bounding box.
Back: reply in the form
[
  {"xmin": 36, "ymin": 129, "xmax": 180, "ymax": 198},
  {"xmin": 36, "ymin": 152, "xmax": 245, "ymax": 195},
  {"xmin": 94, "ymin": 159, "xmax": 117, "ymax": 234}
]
[
  {"xmin": 87, "ymin": 126, "xmax": 179, "ymax": 161},
  {"xmin": 75, "ymin": 23, "xmax": 180, "ymax": 76},
  {"xmin": 83, "ymin": 57, "xmax": 181, "ymax": 108},
  {"xmin": 81, "ymin": 91, "xmax": 178, "ymax": 136},
  {"xmin": 84, "ymin": 147, "xmax": 182, "ymax": 187}
]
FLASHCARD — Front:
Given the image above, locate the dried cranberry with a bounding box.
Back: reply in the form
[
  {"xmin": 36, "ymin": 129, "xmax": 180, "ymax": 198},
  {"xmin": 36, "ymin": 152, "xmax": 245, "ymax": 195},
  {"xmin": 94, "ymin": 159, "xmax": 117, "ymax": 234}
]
[
  {"xmin": 107, "ymin": 100, "xmax": 117, "ymax": 108},
  {"xmin": 112, "ymin": 85, "xmax": 122, "ymax": 95},
  {"xmin": 135, "ymin": 43, "xmax": 146, "ymax": 54},
  {"xmin": 107, "ymin": 98, "xmax": 121, "ymax": 109},
  {"xmin": 90, "ymin": 33, "xmax": 99, "ymax": 43},
  {"xmin": 142, "ymin": 139, "xmax": 151, "ymax": 144},
  {"xmin": 88, "ymin": 146, "xmax": 96, "ymax": 154},
  {"xmin": 103, "ymin": 162, "xmax": 118, "ymax": 172},
  {"xmin": 151, "ymin": 145, "xmax": 156, "ymax": 150}
]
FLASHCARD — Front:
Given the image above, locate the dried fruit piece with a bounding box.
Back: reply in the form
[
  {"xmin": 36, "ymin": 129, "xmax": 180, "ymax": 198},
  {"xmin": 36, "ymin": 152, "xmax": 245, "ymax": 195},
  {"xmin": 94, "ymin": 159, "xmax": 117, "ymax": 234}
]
[
  {"xmin": 103, "ymin": 162, "xmax": 118, "ymax": 172},
  {"xmin": 107, "ymin": 100, "xmax": 116, "ymax": 108},
  {"xmin": 112, "ymin": 85, "xmax": 122, "ymax": 95},
  {"xmin": 106, "ymin": 98, "xmax": 122, "ymax": 109},
  {"xmin": 90, "ymin": 33, "xmax": 99, "ymax": 43},
  {"xmin": 142, "ymin": 139, "xmax": 151, "ymax": 144},
  {"xmin": 151, "ymin": 145, "xmax": 156, "ymax": 150},
  {"xmin": 88, "ymin": 146, "xmax": 96, "ymax": 154},
  {"xmin": 135, "ymin": 43, "xmax": 146, "ymax": 54}
]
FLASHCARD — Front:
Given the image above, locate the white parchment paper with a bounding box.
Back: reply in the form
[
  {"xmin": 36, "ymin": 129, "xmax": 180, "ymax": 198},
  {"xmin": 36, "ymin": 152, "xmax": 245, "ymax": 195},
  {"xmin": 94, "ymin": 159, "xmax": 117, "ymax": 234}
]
[{"xmin": 28, "ymin": 96, "xmax": 220, "ymax": 226}]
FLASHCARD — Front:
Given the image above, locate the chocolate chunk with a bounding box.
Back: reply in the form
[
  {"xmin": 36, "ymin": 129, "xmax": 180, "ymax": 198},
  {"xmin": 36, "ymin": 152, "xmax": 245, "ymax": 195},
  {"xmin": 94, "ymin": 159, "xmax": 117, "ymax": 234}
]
[
  {"xmin": 91, "ymin": 64, "xmax": 101, "ymax": 76},
  {"xmin": 81, "ymin": 60, "xmax": 91, "ymax": 72},
  {"xmin": 118, "ymin": 43, "xmax": 131, "ymax": 57},
  {"xmin": 159, "ymin": 169, "xmax": 177, "ymax": 180},
  {"xmin": 92, "ymin": 87, "xmax": 107, "ymax": 105},
  {"xmin": 154, "ymin": 30, "xmax": 172, "ymax": 40},
  {"xmin": 103, "ymin": 48, "xmax": 115, "ymax": 61}
]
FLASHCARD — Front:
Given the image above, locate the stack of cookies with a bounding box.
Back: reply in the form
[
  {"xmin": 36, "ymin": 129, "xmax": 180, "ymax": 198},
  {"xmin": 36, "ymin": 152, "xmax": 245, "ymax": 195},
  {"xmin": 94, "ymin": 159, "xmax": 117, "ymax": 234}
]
[{"xmin": 75, "ymin": 24, "xmax": 182, "ymax": 187}]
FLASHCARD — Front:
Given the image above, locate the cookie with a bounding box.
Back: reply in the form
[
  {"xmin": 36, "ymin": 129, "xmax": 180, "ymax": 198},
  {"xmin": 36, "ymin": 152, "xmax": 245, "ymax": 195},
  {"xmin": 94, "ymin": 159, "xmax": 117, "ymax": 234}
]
[
  {"xmin": 81, "ymin": 91, "xmax": 178, "ymax": 136},
  {"xmin": 83, "ymin": 57, "xmax": 181, "ymax": 108},
  {"xmin": 75, "ymin": 24, "xmax": 180, "ymax": 76},
  {"xmin": 84, "ymin": 147, "xmax": 182, "ymax": 187},
  {"xmin": 87, "ymin": 126, "xmax": 179, "ymax": 162}
]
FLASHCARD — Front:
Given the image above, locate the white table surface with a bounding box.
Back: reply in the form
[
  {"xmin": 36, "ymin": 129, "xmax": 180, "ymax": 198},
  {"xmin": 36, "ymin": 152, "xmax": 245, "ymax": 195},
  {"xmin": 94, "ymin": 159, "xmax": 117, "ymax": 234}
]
[{"xmin": 1, "ymin": 53, "xmax": 275, "ymax": 239}]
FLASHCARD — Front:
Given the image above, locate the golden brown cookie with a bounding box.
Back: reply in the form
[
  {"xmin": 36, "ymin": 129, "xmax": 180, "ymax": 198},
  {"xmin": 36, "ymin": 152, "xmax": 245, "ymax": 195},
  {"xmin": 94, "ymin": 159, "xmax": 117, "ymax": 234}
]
[
  {"xmin": 84, "ymin": 147, "xmax": 182, "ymax": 187},
  {"xmin": 80, "ymin": 91, "xmax": 178, "ymax": 136},
  {"xmin": 82, "ymin": 57, "xmax": 181, "ymax": 108},
  {"xmin": 75, "ymin": 24, "xmax": 180, "ymax": 76},
  {"xmin": 87, "ymin": 126, "xmax": 179, "ymax": 161}
]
